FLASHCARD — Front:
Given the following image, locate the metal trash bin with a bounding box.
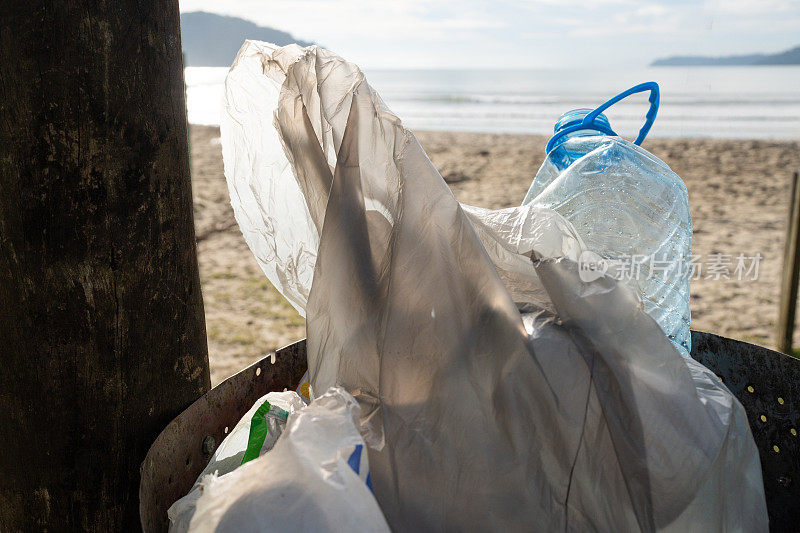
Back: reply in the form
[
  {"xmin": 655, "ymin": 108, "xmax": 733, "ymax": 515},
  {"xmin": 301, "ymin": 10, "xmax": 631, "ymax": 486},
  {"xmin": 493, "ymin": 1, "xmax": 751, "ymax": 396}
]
[{"xmin": 139, "ymin": 332, "xmax": 800, "ymax": 532}]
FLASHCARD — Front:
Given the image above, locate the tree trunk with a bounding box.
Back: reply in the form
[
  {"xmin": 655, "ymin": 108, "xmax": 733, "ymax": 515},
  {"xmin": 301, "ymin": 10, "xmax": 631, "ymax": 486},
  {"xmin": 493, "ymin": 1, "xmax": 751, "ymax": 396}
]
[{"xmin": 0, "ymin": 1, "xmax": 210, "ymax": 529}]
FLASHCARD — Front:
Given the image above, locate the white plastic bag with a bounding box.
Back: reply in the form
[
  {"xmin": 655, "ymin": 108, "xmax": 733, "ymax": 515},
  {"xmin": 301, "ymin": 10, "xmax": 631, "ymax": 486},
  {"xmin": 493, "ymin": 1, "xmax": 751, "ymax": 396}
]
[
  {"xmin": 188, "ymin": 387, "xmax": 389, "ymax": 532},
  {"xmin": 168, "ymin": 391, "xmax": 306, "ymax": 531}
]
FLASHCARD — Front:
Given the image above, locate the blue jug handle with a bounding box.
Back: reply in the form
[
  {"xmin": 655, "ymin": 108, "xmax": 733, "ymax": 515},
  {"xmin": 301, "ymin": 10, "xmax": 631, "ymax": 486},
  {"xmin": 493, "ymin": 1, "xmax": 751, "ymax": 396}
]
[{"xmin": 545, "ymin": 81, "xmax": 660, "ymax": 154}]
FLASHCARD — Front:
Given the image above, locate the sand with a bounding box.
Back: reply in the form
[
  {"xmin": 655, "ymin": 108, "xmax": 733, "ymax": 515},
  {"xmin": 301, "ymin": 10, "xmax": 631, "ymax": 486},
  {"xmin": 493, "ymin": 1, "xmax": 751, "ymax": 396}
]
[{"xmin": 189, "ymin": 125, "xmax": 800, "ymax": 385}]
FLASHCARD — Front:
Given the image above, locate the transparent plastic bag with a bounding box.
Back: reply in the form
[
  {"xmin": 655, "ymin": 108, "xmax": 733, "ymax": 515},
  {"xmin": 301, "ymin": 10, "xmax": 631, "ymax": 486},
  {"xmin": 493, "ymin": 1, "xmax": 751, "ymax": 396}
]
[{"xmin": 221, "ymin": 41, "xmax": 767, "ymax": 531}]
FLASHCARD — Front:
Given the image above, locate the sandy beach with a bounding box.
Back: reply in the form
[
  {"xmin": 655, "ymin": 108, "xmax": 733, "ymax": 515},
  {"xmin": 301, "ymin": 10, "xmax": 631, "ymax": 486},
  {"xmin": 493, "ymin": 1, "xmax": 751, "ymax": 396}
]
[{"xmin": 189, "ymin": 125, "xmax": 800, "ymax": 385}]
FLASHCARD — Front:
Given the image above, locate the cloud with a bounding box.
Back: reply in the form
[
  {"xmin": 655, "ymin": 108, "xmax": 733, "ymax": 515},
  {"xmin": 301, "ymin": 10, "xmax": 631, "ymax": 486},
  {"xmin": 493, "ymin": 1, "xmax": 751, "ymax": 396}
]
[
  {"xmin": 635, "ymin": 5, "xmax": 667, "ymax": 16},
  {"xmin": 178, "ymin": 0, "xmax": 800, "ymax": 68},
  {"xmin": 440, "ymin": 17, "xmax": 508, "ymax": 29}
]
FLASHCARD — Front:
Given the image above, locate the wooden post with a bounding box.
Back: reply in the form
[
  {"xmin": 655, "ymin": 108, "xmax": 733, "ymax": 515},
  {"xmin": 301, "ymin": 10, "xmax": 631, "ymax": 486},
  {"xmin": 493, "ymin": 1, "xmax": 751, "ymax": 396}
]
[
  {"xmin": 777, "ymin": 170, "xmax": 800, "ymax": 354},
  {"xmin": 0, "ymin": 1, "xmax": 210, "ymax": 529}
]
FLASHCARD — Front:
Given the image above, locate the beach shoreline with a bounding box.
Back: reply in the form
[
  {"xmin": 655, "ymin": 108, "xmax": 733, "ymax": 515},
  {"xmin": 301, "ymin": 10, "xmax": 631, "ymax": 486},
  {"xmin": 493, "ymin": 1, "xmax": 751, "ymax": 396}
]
[{"xmin": 190, "ymin": 124, "xmax": 800, "ymax": 385}]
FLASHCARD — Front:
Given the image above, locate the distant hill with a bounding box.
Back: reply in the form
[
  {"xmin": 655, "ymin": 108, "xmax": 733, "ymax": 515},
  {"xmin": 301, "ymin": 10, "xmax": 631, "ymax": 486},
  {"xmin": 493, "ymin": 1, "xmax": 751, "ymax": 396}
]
[
  {"xmin": 180, "ymin": 11, "xmax": 314, "ymax": 66},
  {"xmin": 652, "ymin": 45, "xmax": 800, "ymax": 66}
]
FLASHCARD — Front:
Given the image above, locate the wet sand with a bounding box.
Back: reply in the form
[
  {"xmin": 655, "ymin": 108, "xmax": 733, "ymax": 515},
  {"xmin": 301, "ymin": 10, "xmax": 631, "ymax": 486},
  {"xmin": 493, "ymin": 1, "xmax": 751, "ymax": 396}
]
[{"xmin": 189, "ymin": 125, "xmax": 800, "ymax": 384}]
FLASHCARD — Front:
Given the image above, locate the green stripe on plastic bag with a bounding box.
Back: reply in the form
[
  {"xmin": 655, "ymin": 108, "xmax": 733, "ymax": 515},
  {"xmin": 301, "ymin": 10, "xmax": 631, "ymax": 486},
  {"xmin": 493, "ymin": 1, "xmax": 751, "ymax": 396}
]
[{"xmin": 241, "ymin": 401, "xmax": 272, "ymax": 465}]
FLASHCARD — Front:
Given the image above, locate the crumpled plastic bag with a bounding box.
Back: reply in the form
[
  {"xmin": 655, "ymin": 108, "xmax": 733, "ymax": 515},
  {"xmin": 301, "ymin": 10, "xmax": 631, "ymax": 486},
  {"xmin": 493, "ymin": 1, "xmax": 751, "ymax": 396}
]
[
  {"xmin": 187, "ymin": 387, "xmax": 389, "ymax": 532},
  {"xmin": 168, "ymin": 391, "xmax": 306, "ymax": 531},
  {"xmin": 221, "ymin": 41, "xmax": 767, "ymax": 531}
]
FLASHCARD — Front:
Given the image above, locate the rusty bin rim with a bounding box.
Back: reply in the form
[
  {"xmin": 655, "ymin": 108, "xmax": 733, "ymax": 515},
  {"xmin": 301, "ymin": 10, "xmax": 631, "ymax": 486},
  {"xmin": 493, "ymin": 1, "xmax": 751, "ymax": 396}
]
[{"xmin": 139, "ymin": 339, "xmax": 306, "ymax": 532}]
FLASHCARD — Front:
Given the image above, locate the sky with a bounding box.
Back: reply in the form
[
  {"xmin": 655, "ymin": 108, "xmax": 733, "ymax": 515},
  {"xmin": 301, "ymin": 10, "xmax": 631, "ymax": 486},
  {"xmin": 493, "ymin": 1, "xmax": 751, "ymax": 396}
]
[{"xmin": 178, "ymin": 0, "xmax": 800, "ymax": 69}]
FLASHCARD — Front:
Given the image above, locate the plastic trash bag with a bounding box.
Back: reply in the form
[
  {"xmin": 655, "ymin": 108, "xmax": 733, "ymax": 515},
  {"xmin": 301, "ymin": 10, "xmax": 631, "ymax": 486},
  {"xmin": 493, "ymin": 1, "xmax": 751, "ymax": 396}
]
[
  {"xmin": 187, "ymin": 387, "xmax": 389, "ymax": 532},
  {"xmin": 168, "ymin": 391, "xmax": 305, "ymax": 531},
  {"xmin": 221, "ymin": 41, "xmax": 767, "ymax": 531}
]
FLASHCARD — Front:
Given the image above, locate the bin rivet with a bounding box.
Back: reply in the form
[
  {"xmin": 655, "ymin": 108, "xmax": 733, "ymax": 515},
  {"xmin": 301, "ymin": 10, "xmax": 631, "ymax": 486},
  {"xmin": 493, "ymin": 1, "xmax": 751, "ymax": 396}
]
[
  {"xmin": 777, "ymin": 475, "xmax": 792, "ymax": 488},
  {"xmin": 202, "ymin": 435, "xmax": 216, "ymax": 456}
]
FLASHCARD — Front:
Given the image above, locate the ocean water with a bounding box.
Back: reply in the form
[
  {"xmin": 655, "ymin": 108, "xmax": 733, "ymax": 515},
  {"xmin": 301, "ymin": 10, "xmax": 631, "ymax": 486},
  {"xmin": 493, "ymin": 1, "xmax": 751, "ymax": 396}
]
[{"xmin": 186, "ymin": 66, "xmax": 800, "ymax": 139}]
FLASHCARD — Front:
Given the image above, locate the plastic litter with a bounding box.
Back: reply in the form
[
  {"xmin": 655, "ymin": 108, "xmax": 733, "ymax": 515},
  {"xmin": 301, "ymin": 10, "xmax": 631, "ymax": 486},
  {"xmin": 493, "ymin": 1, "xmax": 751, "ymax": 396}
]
[
  {"xmin": 221, "ymin": 41, "xmax": 767, "ymax": 531},
  {"xmin": 522, "ymin": 83, "xmax": 693, "ymax": 357},
  {"xmin": 187, "ymin": 387, "xmax": 389, "ymax": 532},
  {"xmin": 167, "ymin": 391, "xmax": 305, "ymax": 531},
  {"xmin": 294, "ymin": 369, "xmax": 311, "ymax": 402}
]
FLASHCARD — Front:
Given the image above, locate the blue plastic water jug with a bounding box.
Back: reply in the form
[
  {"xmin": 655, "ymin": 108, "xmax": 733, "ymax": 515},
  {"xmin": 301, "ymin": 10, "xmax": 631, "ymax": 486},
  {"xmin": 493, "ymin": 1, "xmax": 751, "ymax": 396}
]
[{"xmin": 522, "ymin": 82, "xmax": 692, "ymax": 357}]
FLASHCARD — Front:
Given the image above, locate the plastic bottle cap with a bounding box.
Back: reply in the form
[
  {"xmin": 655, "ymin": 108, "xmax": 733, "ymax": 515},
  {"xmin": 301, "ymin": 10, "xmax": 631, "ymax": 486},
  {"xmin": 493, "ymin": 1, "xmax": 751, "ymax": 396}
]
[{"xmin": 554, "ymin": 109, "xmax": 611, "ymax": 135}]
